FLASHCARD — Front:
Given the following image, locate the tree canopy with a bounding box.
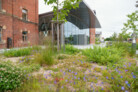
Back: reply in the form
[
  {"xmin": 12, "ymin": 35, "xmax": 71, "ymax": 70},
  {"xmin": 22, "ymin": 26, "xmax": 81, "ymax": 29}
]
[{"xmin": 44, "ymin": 0, "xmax": 82, "ymax": 21}]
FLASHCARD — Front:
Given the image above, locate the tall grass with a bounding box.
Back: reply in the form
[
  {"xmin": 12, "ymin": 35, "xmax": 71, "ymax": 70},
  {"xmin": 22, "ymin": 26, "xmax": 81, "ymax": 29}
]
[
  {"xmin": 4, "ymin": 48, "xmax": 32, "ymax": 57},
  {"xmin": 34, "ymin": 36, "xmax": 55, "ymax": 66},
  {"xmin": 3, "ymin": 46, "xmax": 42, "ymax": 57},
  {"xmin": 82, "ymin": 46, "xmax": 123, "ymax": 65}
]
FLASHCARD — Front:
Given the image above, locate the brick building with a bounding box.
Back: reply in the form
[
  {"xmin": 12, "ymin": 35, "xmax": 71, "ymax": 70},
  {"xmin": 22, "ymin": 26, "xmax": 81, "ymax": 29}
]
[{"xmin": 0, "ymin": 0, "xmax": 39, "ymax": 49}]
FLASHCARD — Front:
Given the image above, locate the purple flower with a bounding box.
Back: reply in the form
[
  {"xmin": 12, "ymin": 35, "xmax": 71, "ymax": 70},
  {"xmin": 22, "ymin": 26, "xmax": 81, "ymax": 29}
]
[
  {"xmin": 111, "ymin": 77, "xmax": 114, "ymax": 79},
  {"xmin": 121, "ymin": 76, "xmax": 123, "ymax": 78},
  {"xmin": 125, "ymin": 91, "xmax": 128, "ymax": 92},
  {"xmin": 69, "ymin": 70, "xmax": 71, "ymax": 72},
  {"xmin": 75, "ymin": 72, "xmax": 77, "ymax": 75},
  {"xmin": 83, "ymin": 77, "xmax": 86, "ymax": 81},
  {"xmin": 54, "ymin": 81, "xmax": 57, "ymax": 84},
  {"xmin": 125, "ymin": 81, "xmax": 128, "ymax": 84},
  {"xmin": 61, "ymin": 86, "xmax": 63, "ymax": 88},
  {"xmin": 101, "ymin": 82, "xmax": 104, "ymax": 84},
  {"xmin": 63, "ymin": 72, "xmax": 66, "ymax": 75},
  {"xmin": 127, "ymin": 84, "xmax": 130, "ymax": 87},
  {"xmin": 133, "ymin": 75, "xmax": 136, "ymax": 79},
  {"xmin": 106, "ymin": 76, "xmax": 108, "ymax": 79},
  {"xmin": 74, "ymin": 82, "xmax": 76, "ymax": 85},
  {"xmin": 123, "ymin": 65, "xmax": 127, "ymax": 68},
  {"xmin": 101, "ymin": 88, "xmax": 104, "ymax": 90},
  {"xmin": 66, "ymin": 80, "xmax": 68, "ymax": 82},
  {"xmin": 121, "ymin": 86, "xmax": 125, "ymax": 90},
  {"xmin": 45, "ymin": 76, "xmax": 47, "ymax": 79},
  {"xmin": 78, "ymin": 78, "xmax": 80, "ymax": 80}
]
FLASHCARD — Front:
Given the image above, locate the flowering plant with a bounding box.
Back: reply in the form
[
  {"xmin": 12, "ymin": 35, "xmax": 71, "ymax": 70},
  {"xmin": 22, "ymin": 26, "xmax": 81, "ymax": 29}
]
[{"xmin": 0, "ymin": 61, "xmax": 25, "ymax": 91}]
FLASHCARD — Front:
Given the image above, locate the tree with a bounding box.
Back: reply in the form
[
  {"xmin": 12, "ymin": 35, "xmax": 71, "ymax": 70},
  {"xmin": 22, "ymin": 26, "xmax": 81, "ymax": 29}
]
[
  {"xmin": 44, "ymin": 0, "xmax": 82, "ymax": 21},
  {"xmin": 44, "ymin": 0, "xmax": 82, "ymax": 51},
  {"xmin": 111, "ymin": 32, "xmax": 117, "ymax": 41},
  {"xmin": 118, "ymin": 30, "xmax": 131, "ymax": 41},
  {"xmin": 123, "ymin": 11, "xmax": 138, "ymax": 36}
]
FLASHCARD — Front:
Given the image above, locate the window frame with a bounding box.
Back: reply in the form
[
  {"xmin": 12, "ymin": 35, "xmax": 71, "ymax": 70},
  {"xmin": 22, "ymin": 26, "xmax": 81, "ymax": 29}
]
[
  {"xmin": 22, "ymin": 31, "xmax": 28, "ymax": 42},
  {"xmin": 22, "ymin": 8, "xmax": 28, "ymax": 21}
]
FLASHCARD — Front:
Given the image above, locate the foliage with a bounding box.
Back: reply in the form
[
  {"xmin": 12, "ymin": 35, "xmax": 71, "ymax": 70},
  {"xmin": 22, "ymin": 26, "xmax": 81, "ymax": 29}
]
[
  {"xmin": 103, "ymin": 59, "xmax": 137, "ymax": 92},
  {"xmin": 62, "ymin": 44, "xmax": 80, "ymax": 54},
  {"xmin": 34, "ymin": 48, "xmax": 55, "ymax": 66},
  {"xmin": 123, "ymin": 11, "xmax": 138, "ymax": 32},
  {"xmin": 82, "ymin": 46, "xmax": 123, "ymax": 65},
  {"xmin": 57, "ymin": 54, "xmax": 68, "ymax": 60},
  {"xmin": 44, "ymin": 0, "xmax": 82, "ymax": 21},
  {"xmin": 4, "ymin": 48, "xmax": 32, "ymax": 57},
  {"xmin": 3, "ymin": 46, "xmax": 42, "ymax": 57},
  {"xmin": 95, "ymin": 37, "xmax": 100, "ymax": 44},
  {"xmin": 118, "ymin": 30, "xmax": 131, "ymax": 41},
  {"xmin": 21, "ymin": 64, "xmax": 41, "ymax": 73},
  {"xmin": 0, "ymin": 61, "xmax": 25, "ymax": 91},
  {"xmin": 110, "ymin": 42, "xmax": 136, "ymax": 56}
]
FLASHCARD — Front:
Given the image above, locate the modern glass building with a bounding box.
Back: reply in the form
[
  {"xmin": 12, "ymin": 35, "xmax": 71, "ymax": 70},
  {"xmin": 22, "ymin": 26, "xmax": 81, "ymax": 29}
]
[{"xmin": 39, "ymin": 1, "xmax": 101, "ymax": 45}]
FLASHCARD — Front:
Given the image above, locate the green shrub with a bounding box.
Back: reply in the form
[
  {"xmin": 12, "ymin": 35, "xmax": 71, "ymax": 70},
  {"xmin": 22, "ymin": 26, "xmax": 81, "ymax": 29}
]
[
  {"xmin": 136, "ymin": 44, "xmax": 138, "ymax": 50},
  {"xmin": 4, "ymin": 48, "xmax": 32, "ymax": 57},
  {"xmin": 63, "ymin": 45, "xmax": 80, "ymax": 54},
  {"xmin": 0, "ymin": 61, "xmax": 25, "ymax": 91},
  {"xmin": 82, "ymin": 46, "xmax": 123, "ymax": 65},
  {"xmin": 34, "ymin": 48, "xmax": 55, "ymax": 66},
  {"xmin": 3, "ymin": 46, "xmax": 42, "ymax": 57}
]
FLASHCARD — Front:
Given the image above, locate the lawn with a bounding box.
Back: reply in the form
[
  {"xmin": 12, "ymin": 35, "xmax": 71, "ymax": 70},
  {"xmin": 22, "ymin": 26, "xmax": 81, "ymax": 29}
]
[{"xmin": 0, "ymin": 44, "xmax": 137, "ymax": 92}]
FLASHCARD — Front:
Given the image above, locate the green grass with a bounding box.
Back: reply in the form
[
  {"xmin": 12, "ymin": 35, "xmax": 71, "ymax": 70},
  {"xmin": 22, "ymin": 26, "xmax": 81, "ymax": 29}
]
[
  {"xmin": 3, "ymin": 46, "xmax": 42, "ymax": 57},
  {"xmin": 34, "ymin": 48, "xmax": 55, "ymax": 66},
  {"xmin": 61, "ymin": 45, "xmax": 80, "ymax": 55},
  {"xmin": 82, "ymin": 46, "xmax": 123, "ymax": 65}
]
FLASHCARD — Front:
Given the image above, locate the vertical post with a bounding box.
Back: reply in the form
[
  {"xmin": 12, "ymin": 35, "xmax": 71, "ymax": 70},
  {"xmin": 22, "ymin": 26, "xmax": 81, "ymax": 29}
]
[
  {"xmin": 57, "ymin": 0, "xmax": 60, "ymax": 51},
  {"xmin": 51, "ymin": 22, "xmax": 54, "ymax": 46},
  {"xmin": 59, "ymin": 24, "xmax": 61, "ymax": 49},
  {"xmin": 62, "ymin": 24, "xmax": 65, "ymax": 51}
]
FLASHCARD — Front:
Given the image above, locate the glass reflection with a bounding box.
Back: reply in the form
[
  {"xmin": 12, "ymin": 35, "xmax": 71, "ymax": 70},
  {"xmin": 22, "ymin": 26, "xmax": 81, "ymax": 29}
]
[{"xmin": 64, "ymin": 21, "xmax": 90, "ymax": 45}]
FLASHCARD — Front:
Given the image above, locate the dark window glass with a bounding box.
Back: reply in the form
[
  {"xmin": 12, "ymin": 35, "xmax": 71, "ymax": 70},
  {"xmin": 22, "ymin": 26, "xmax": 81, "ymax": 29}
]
[
  {"xmin": 22, "ymin": 9, "xmax": 28, "ymax": 21},
  {"xmin": 0, "ymin": 26, "xmax": 2, "ymax": 42},
  {"xmin": 22, "ymin": 31, "xmax": 28, "ymax": 41}
]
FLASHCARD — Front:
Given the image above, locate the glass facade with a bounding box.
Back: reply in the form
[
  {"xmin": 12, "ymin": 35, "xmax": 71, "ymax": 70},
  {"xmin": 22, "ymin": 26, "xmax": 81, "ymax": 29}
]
[{"xmin": 64, "ymin": 15, "xmax": 90, "ymax": 45}]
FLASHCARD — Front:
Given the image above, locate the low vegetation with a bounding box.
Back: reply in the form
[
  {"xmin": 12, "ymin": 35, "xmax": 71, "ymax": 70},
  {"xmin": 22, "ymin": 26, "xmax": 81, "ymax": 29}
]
[
  {"xmin": 0, "ymin": 41, "xmax": 137, "ymax": 92},
  {"xmin": 82, "ymin": 46, "xmax": 123, "ymax": 65},
  {"xmin": 0, "ymin": 61, "xmax": 25, "ymax": 91},
  {"xmin": 3, "ymin": 46, "xmax": 42, "ymax": 57}
]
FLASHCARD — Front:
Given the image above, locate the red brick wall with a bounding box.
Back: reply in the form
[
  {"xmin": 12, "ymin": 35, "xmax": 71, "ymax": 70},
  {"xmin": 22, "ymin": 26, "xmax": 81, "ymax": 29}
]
[
  {"xmin": 89, "ymin": 28, "xmax": 95, "ymax": 44},
  {"xmin": 0, "ymin": 0, "xmax": 39, "ymax": 49}
]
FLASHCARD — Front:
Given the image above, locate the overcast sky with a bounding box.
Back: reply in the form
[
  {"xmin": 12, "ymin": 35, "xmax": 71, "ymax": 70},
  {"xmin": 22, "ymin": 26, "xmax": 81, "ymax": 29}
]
[{"xmin": 39, "ymin": 0, "xmax": 137, "ymax": 38}]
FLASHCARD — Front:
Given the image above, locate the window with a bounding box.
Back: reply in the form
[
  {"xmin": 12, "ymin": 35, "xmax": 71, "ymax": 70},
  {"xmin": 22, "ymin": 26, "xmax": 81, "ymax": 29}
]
[
  {"xmin": 22, "ymin": 9, "xmax": 28, "ymax": 21},
  {"xmin": 22, "ymin": 31, "xmax": 28, "ymax": 41},
  {"xmin": 0, "ymin": 26, "xmax": 2, "ymax": 42}
]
